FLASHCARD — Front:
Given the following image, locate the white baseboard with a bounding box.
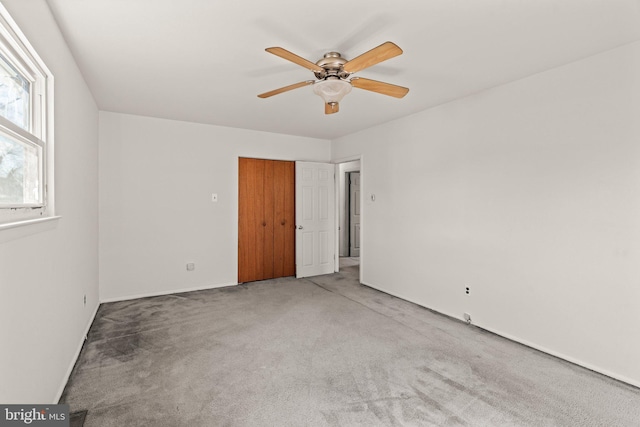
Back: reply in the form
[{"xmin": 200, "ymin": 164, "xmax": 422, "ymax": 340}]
[
  {"xmin": 54, "ymin": 302, "xmax": 100, "ymax": 403},
  {"xmin": 360, "ymin": 279, "xmax": 463, "ymax": 323},
  {"xmin": 100, "ymin": 282, "xmax": 238, "ymax": 303},
  {"xmin": 57, "ymin": 278, "xmax": 639, "ymax": 404},
  {"xmin": 360, "ymin": 280, "xmax": 640, "ymax": 390},
  {"xmin": 475, "ymin": 324, "xmax": 640, "ymax": 389}
]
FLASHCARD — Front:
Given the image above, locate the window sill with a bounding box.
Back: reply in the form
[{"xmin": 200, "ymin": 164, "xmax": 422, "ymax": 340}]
[{"xmin": 0, "ymin": 215, "xmax": 61, "ymax": 231}]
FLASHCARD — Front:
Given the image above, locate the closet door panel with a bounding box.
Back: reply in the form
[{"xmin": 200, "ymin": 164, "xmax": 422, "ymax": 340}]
[
  {"xmin": 283, "ymin": 161, "xmax": 296, "ymax": 277},
  {"xmin": 262, "ymin": 160, "xmax": 275, "ymax": 279},
  {"xmin": 273, "ymin": 161, "xmax": 295, "ymax": 278},
  {"xmin": 238, "ymin": 158, "xmax": 265, "ymax": 282}
]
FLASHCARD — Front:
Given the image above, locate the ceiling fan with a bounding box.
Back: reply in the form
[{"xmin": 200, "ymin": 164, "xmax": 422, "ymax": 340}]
[{"xmin": 257, "ymin": 41, "xmax": 409, "ymax": 115}]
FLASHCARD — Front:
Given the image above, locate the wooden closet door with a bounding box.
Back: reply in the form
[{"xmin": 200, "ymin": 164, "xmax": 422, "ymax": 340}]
[
  {"xmin": 238, "ymin": 158, "xmax": 295, "ymax": 283},
  {"xmin": 273, "ymin": 161, "xmax": 295, "ymax": 277}
]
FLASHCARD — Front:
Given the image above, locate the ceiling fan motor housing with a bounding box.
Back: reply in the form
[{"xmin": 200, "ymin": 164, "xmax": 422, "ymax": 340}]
[{"xmin": 314, "ymin": 52, "xmax": 350, "ymax": 80}]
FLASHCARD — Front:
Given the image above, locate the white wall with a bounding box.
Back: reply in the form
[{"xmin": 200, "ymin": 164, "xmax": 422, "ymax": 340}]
[
  {"xmin": 99, "ymin": 112, "xmax": 331, "ymax": 301},
  {"xmin": 332, "ymin": 41, "xmax": 640, "ymax": 386},
  {"xmin": 0, "ymin": 0, "xmax": 99, "ymax": 403}
]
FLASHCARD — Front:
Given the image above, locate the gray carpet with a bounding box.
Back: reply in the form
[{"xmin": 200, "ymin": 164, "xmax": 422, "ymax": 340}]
[{"xmin": 61, "ymin": 264, "xmax": 640, "ymax": 426}]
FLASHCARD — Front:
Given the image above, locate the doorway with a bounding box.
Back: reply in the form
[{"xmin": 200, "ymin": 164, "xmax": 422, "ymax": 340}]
[
  {"xmin": 348, "ymin": 172, "xmax": 361, "ymax": 257},
  {"xmin": 337, "ymin": 159, "xmax": 361, "ymax": 274}
]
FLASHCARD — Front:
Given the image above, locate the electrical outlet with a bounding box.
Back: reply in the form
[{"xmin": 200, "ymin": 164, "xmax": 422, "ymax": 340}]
[
  {"xmin": 186, "ymin": 263, "xmax": 195, "ymax": 271},
  {"xmin": 463, "ymin": 313, "xmax": 472, "ymax": 324},
  {"xmin": 465, "ymin": 286, "xmax": 470, "ymax": 295}
]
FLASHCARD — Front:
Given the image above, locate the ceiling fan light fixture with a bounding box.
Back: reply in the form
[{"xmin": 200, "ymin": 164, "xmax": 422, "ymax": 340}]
[{"xmin": 313, "ymin": 78, "xmax": 352, "ymax": 104}]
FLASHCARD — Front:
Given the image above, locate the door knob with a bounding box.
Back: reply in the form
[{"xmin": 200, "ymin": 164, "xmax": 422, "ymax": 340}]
[
  {"xmin": 297, "ymin": 225, "xmax": 303, "ymax": 230},
  {"xmin": 281, "ymin": 220, "xmax": 286, "ymax": 225}
]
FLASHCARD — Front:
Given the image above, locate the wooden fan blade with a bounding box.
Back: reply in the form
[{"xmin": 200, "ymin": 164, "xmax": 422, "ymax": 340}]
[
  {"xmin": 265, "ymin": 47, "xmax": 325, "ymax": 73},
  {"xmin": 258, "ymin": 80, "xmax": 314, "ymax": 98},
  {"xmin": 343, "ymin": 41, "xmax": 403, "ymax": 74},
  {"xmin": 325, "ymin": 102, "xmax": 339, "ymax": 115},
  {"xmin": 351, "ymin": 77, "xmax": 409, "ymax": 98}
]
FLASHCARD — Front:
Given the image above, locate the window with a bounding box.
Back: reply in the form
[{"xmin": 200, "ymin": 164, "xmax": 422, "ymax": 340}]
[{"xmin": 0, "ymin": 4, "xmax": 53, "ymax": 225}]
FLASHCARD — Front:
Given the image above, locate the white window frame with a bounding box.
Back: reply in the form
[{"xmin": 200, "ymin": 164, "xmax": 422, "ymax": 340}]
[{"xmin": 0, "ymin": 4, "xmax": 55, "ymax": 227}]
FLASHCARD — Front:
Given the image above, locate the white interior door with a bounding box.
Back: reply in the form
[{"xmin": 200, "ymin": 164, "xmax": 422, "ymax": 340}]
[
  {"xmin": 296, "ymin": 162, "xmax": 335, "ymax": 278},
  {"xmin": 349, "ymin": 172, "xmax": 361, "ymax": 257}
]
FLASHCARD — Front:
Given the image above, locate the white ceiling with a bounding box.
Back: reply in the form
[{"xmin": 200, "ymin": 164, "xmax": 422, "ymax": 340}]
[{"xmin": 46, "ymin": 0, "xmax": 640, "ymax": 140}]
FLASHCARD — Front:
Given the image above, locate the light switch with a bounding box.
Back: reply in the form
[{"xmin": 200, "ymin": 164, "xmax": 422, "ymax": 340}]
[{"xmin": 211, "ymin": 193, "xmax": 218, "ymax": 202}]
